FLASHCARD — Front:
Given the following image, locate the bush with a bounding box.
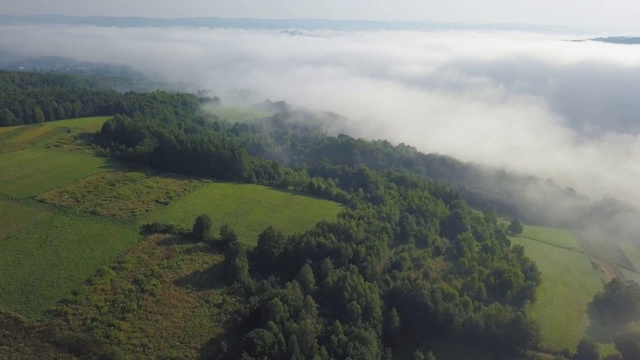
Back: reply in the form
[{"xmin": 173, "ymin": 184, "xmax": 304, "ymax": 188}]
[
  {"xmin": 192, "ymin": 214, "xmax": 213, "ymax": 242},
  {"xmin": 142, "ymin": 222, "xmax": 182, "ymax": 235}
]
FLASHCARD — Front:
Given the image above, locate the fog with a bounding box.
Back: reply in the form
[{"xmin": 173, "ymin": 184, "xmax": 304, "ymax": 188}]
[{"xmin": 2, "ymin": 23, "xmax": 640, "ymax": 205}]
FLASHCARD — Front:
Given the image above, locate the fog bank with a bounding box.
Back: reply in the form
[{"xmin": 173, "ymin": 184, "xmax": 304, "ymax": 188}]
[{"xmin": 2, "ymin": 23, "xmax": 640, "ymax": 204}]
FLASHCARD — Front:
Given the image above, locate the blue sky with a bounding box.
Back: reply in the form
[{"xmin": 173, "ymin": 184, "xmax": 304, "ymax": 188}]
[{"xmin": 1, "ymin": 0, "xmax": 639, "ymax": 28}]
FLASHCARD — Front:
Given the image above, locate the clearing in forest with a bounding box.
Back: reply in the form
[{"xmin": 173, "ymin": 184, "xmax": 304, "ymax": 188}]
[{"xmin": 147, "ymin": 182, "xmax": 343, "ymax": 245}]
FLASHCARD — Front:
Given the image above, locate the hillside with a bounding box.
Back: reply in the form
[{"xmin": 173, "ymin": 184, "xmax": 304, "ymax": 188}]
[
  {"xmin": 4, "ymin": 71, "xmax": 640, "ymax": 359},
  {"xmin": 0, "ymin": 117, "xmax": 342, "ymax": 323}
]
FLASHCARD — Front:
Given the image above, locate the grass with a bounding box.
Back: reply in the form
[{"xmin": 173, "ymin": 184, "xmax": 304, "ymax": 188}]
[
  {"xmin": 38, "ymin": 171, "xmax": 203, "ymax": 221},
  {"xmin": 205, "ymin": 104, "xmax": 268, "ymax": 123},
  {"xmin": 51, "ymin": 234, "xmax": 237, "ymax": 359},
  {"xmin": 520, "ymin": 224, "xmax": 581, "ymax": 250},
  {"xmin": 10, "ymin": 125, "xmax": 56, "ymax": 144},
  {"xmin": 619, "ymin": 242, "xmax": 640, "ymax": 272},
  {"xmin": 0, "ymin": 117, "xmax": 111, "ymax": 155},
  {"xmin": 0, "ymin": 210, "xmax": 139, "ymax": 319},
  {"xmin": 511, "ymin": 235, "xmax": 603, "ymax": 352},
  {"xmin": 618, "ymin": 266, "xmax": 640, "ymax": 284},
  {"xmin": 147, "ymin": 182, "xmax": 343, "ymax": 245},
  {"xmin": 47, "ymin": 116, "xmax": 111, "ymax": 132},
  {"xmin": 0, "ymin": 148, "xmax": 107, "ymax": 197},
  {"xmin": 0, "ymin": 199, "xmax": 52, "ymax": 241}
]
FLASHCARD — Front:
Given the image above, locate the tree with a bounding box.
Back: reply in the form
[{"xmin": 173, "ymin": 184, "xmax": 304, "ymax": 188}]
[
  {"xmin": 192, "ymin": 214, "xmax": 212, "ymax": 242},
  {"xmin": 574, "ymin": 337, "xmax": 601, "ymax": 360},
  {"xmin": 592, "ymin": 279, "xmax": 640, "ymax": 327},
  {"xmin": 614, "ymin": 329, "xmax": 640, "ymax": 360},
  {"xmin": 507, "ymin": 219, "xmax": 523, "ymax": 235}
]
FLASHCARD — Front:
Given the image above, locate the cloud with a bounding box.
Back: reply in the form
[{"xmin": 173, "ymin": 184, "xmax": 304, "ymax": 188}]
[{"xmin": 2, "ymin": 23, "xmax": 640, "ymax": 204}]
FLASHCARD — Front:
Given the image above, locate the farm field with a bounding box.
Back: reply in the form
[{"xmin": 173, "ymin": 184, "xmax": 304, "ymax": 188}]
[
  {"xmin": 147, "ymin": 182, "xmax": 343, "ymax": 245},
  {"xmin": 0, "ymin": 209, "xmax": 139, "ymax": 319},
  {"xmin": 38, "ymin": 171, "xmax": 203, "ymax": 221},
  {"xmin": 0, "ymin": 147, "xmax": 107, "ymax": 197},
  {"xmin": 511, "ymin": 232, "xmax": 603, "ymax": 352},
  {"xmin": 520, "ymin": 224, "xmax": 581, "ymax": 250}
]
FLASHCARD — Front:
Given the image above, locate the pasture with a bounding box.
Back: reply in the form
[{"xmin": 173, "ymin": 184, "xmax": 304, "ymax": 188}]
[
  {"xmin": 147, "ymin": 182, "xmax": 343, "ymax": 245},
  {"xmin": 0, "ymin": 199, "xmax": 51, "ymax": 240},
  {"xmin": 0, "ymin": 148, "xmax": 107, "ymax": 197},
  {"xmin": 520, "ymin": 224, "xmax": 581, "ymax": 250},
  {"xmin": 511, "ymin": 233, "xmax": 603, "ymax": 352},
  {"xmin": 46, "ymin": 116, "xmax": 111, "ymax": 132},
  {"xmin": 38, "ymin": 171, "xmax": 202, "ymax": 221},
  {"xmin": 0, "ymin": 209, "xmax": 139, "ymax": 319}
]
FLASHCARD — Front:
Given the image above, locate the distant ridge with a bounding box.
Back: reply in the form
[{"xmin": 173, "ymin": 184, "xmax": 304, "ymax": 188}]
[{"xmin": 570, "ymin": 36, "xmax": 640, "ymax": 44}]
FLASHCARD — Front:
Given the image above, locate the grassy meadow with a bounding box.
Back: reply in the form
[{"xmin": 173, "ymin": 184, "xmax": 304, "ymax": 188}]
[
  {"xmin": 520, "ymin": 224, "xmax": 581, "ymax": 250},
  {"xmin": 512, "ymin": 226, "xmax": 603, "ymax": 352},
  {"xmin": 0, "ymin": 209, "xmax": 139, "ymax": 319},
  {"xmin": 0, "ymin": 148, "xmax": 107, "ymax": 197},
  {"xmin": 46, "ymin": 116, "xmax": 111, "ymax": 131},
  {"xmin": 38, "ymin": 171, "xmax": 203, "ymax": 221},
  {"xmin": 147, "ymin": 182, "xmax": 343, "ymax": 245},
  {"xmin": 51, "ymin": 234, "xmax": 238, "ymax": 359}
]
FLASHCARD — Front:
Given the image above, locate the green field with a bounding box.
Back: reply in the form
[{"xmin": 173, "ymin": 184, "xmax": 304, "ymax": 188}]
[
  {"xmin": 0, "ymin": 199, "xmax": 51, "ymax": 240},
  {"xmin": 0, "ymin": 148, "xmax": 107, "ymax": 197},
  {"xmin": 0, "ymin": 207, "xmax": 139, "ymax": 319},
  {"xmin": 520, "ymin": 224, "xmax": 581, "ymax": 250},
  {"xmin": 512, "ymin": 233, "xmax": 603, "ymax": 351},
  {"xmin": 147, "ymin": 183, "xmax": 343, "ymax": 245},
  {"xmin": 47, "ymin": 116, "xmax": 111, "ymax": 132},
  {"xmin": 38, "ymin": 171, "xmax": 202, "ymax": 221}
]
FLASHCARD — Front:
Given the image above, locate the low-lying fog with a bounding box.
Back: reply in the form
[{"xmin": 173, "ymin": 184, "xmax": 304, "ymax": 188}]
[{"xmin": 2, "ymin": 21, "xmax": 640, "ymax": 204}]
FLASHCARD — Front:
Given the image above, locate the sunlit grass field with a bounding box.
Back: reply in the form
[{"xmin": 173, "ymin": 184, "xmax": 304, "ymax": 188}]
[
  {"xmin": 47, "ymin": 116, "xmax": 111, "ymax": 132},
  {"xmin": 0, "ymin": 209, "xmax": 139, "ymax": 319},
  {"xmin": 520, "ymin": 224, "xmax": 581, "ymax": 250},
  {"xmin": 147, "ymin": 182, "xmax": 343, "ymax": 245},
  {"xmin": 38, "ymin": 171, "xmax": 202, "ymax": 221},
  {"xmin": 512, "ymin": 230, "xmax": 603, "ymax": 352},
  {"xmin": 0, "ymin": 148, "xmax": 107, "ymax": 197}
]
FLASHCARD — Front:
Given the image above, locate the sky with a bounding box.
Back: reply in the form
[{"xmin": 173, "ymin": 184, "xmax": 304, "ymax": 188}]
[{"xmin": 2, "ymin": 0, "xmax": 640, "ymax": 29}]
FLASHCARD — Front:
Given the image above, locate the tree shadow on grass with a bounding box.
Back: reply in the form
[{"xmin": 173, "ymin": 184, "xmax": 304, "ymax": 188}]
[
  {"xmin": 174, "ymin": 262, "xmax": 226, "ymax": 291},
  {"xmin": 586, "ymin": 303, "xmax": 622, "ymax": 343},
  {"xmin": 197, "ymin": 314, "xmax": 244, "ymax": 360}
]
